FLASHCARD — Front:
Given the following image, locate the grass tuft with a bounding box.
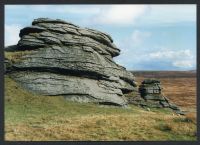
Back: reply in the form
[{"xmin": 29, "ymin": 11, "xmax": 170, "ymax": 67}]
[{"xmin": 157, "ymin": 123, "xmax": 172, "ymax": 132}]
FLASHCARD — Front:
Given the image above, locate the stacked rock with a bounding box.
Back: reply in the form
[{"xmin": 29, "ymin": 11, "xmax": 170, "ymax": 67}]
[
  {"xmin": 139, "ymin": 79, "xmax": 163, "ymax": 101},
  {"xmin": 5, "ymin": 18, "xmax": 137, "ymax": 107},
  {"xmin": 128, "ymin": 79, "xmax": 184, "ymax": 114}
]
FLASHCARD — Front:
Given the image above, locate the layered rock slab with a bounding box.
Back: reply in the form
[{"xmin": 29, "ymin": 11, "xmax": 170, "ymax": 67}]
[
  {"xmin": 128, "ymin": 79, "xmax": 184, "ymax": 114},
  {"xmin": 5, "ymin": 18, "xmax": 137, "ymax": 106}
]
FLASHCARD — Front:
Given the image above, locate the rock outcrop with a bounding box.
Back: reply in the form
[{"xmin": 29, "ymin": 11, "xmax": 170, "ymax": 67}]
[
  {"xmin": 128, "ymin": 79, "xmax": 184, "ymax": 114},
  {"xmin": 5, "ymin": 18, "xmax": 137, "ymax": 106}
]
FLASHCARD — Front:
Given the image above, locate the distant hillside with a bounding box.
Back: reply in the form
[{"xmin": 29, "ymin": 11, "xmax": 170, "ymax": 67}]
[{"xmin": 131, "ymin": 71, "xmax": 196, "ymax": 78}]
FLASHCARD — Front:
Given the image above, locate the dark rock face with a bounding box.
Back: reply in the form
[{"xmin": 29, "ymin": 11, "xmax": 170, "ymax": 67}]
[
  {"xmin": 139, "ymin": 80, "xmax": 162, "ymax": 99},
  {"xmin": 5, "ymin": 18, "xmax": 137, "ymax": 106},
  {"xmin": 128, "ymin": 79, "xmax": 184, "ymax": 114}
]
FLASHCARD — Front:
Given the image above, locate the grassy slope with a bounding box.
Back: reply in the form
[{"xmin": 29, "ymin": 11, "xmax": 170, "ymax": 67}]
[{"xmin": 5, "ymin": 76, "xmax": 197, "ymax": 141}]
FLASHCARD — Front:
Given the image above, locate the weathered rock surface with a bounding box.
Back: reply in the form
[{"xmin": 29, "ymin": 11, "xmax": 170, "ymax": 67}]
[
  {"xmin": 128, "ymin": 79, "xmax": 185, "ymax": 114},
  {"xmin": 5, "ymin": 18, "xmax": 137, "ymax": 106}
]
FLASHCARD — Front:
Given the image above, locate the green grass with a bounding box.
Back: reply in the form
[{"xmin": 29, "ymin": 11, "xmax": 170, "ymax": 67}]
[
  {"xmin": 4, "ymin": 76, "xmax": 197, "ymax": 141},
  {"xmin": 5, "ymin": 51, "xmax": 34, "ymax": 63}
]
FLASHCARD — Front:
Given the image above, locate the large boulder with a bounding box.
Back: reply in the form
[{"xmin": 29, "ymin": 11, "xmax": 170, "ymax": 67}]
[{"xmin": 5, "ymin": 18, "xmax": 137, "ymax": 107}]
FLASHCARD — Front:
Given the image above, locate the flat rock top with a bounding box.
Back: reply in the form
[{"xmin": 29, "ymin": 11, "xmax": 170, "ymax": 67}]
[
  {"xmin": 141, "ymin": 79, "xmax": 161, "ymax": 85},
  {"xmin": 32, "ymin": 18, "xmax": 80, "ymax": 27}
]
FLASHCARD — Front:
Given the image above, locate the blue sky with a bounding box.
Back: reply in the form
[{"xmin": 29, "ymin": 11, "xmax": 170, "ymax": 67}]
[{"xmin": 5, "ymin": 5, "xmax": 196, "ymax": 71}]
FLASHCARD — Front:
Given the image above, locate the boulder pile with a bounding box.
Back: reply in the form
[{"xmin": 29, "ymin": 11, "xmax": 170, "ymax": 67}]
[
  {"xmin": 128, "ymin": 79, "xmax": 184, "ymax": 114},
  {"xmin": 5, "ymin": 18, "xmax": 137, "ymax": 106}
]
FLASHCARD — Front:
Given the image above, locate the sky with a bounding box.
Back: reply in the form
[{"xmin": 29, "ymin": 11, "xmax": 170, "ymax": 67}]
[{"xmin": 4, "ymin": 5, "xmax": 196, "ymax": 71}]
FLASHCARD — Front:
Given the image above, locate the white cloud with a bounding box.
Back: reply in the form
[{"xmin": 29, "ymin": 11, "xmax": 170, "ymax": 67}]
[
  {"xmin": 148, "ymin": 49, "xmax": 195, "ymax": 69},
  {"xmin": 172, "ymin": 60, "xmax": 194, "ymax": 68},
  {"xmin": 149, "ymin": 49, "xmax": 192, "ymax": 59},
  {"xmin": 5, "ymin": 24, "xmax": 22, "ymax": 46},
  {"xmin": 93, "ymin": 5, "xmax": 148, "ymax": 25}
]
